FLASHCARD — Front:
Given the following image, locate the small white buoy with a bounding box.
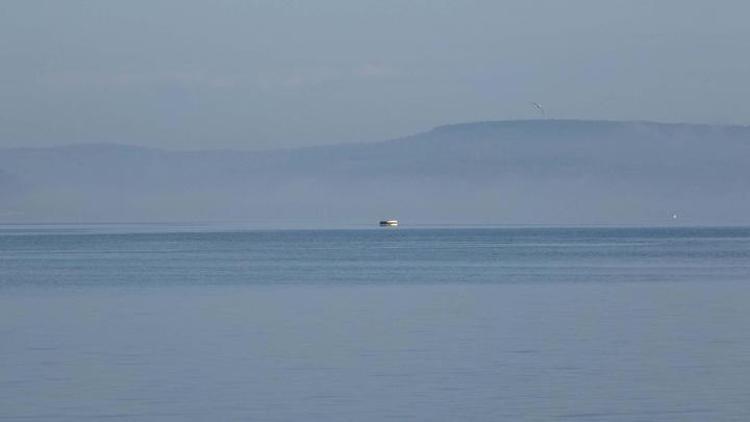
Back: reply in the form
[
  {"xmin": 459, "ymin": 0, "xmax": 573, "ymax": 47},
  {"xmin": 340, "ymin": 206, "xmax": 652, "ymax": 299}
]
[{"xmin": 672, "ymin": 213, "xmax": 679, "ymax": 220}]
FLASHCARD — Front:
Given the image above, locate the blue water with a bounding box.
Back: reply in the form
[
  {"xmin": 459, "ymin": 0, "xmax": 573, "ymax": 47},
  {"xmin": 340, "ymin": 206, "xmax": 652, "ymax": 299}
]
[{"xmin": 2, "ymin": 226, "xmax": 750, "ymax": 420}]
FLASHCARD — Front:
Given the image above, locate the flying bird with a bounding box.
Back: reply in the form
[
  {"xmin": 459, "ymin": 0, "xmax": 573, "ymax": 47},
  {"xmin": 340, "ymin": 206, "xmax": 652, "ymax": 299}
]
[{"xmin": 530, "ymin": 102, "xmax": 546, "ymax": 119}]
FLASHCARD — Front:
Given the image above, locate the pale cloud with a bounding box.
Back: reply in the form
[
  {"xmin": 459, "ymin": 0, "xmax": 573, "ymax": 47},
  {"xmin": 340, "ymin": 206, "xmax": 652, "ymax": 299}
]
[
  {"xmin": 255, "ymin": 64, "xmax": 400, "ymax": 91},
  {"xmin": 356, "ymin": 63, "xmax": 400, "ymax": 79},
  {"xmin": 44, "ymin": 71, "xmax": 240, "ymax": 89}
]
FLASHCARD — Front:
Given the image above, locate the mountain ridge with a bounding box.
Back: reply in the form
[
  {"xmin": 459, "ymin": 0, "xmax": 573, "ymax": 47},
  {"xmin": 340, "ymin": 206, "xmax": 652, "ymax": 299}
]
[
  {"xmin": 4, "ymin": 119, "xmax": 750, "ymax": 154},
  {"xmin": 0, "ymin": 119, "xmax": 748, "ymax": 225}
]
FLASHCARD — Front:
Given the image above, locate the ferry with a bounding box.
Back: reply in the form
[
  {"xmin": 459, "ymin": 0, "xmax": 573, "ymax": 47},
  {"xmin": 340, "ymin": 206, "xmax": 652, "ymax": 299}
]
[{"xmin": 379, "ymin": 219, "xmax": 399, "ymax": 227}]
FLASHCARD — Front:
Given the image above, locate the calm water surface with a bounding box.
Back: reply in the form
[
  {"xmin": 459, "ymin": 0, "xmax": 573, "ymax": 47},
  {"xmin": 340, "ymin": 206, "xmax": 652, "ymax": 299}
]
[{"xmin": 1, "ymin": 226, "xmax": 749, "ymax": 421}]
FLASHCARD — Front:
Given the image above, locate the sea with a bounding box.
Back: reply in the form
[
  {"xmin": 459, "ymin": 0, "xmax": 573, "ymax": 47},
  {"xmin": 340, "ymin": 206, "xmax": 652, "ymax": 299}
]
[{"xmin": 1, "ymin": 225, "xmax": 749, "ymax": 421}]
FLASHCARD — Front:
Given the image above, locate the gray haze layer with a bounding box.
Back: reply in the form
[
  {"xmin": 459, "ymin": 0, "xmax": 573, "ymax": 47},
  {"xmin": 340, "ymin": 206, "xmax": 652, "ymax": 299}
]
[
  {"xmin": 0, "ymin": 120, "xmax": 748, "ymax": 225},
  {"xmin": 2, "ymin": 1, "xmax": 750, "ymax": 150}
]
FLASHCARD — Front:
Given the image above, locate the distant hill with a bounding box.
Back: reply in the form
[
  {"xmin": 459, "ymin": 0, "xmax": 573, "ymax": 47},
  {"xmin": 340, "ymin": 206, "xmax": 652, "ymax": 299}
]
[{"xmin": 1, "ymin": 120, "xmax": 748, "ymax": 225}]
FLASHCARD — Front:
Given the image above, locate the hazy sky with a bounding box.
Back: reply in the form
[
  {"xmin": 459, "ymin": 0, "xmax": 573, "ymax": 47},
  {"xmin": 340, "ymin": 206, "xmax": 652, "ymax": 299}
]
[{"xmin": 1, "ymin": 0, "xmax": 749, "ymax": 150}]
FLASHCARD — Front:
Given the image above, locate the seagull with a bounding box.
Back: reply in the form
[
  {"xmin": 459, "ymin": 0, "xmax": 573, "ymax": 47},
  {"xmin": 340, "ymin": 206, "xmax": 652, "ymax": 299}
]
[{"xmin": 530, "ymin": 102, "xmax": 546, "ymax": 119}]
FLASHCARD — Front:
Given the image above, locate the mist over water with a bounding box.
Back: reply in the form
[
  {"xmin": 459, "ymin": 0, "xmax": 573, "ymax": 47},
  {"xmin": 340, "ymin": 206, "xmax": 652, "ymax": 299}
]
[{"xmin": 1, "ymin": 120, "xmax": 749, "ymax": 226}]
